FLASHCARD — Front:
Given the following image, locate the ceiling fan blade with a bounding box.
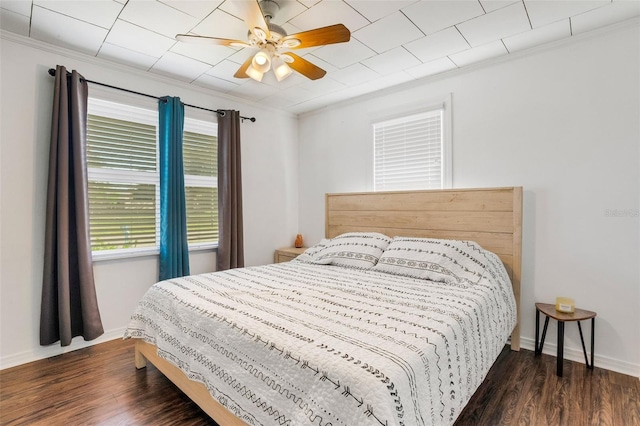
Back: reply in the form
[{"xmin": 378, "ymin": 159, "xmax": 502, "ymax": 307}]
[
  {"xmin": 285, "ymin": 53, "xmax": 327, "ymax": 80},
  {"xmin": 176, "ymin": 34, "xmax": 249, "ymax": 47},
  {"xmin": 234, "ymin": 56, "xmax": 254, "ymax": 79},
  {"xmin": 282, "ymin": 24, "xmax": 350, "ymax": 49},
  {"xmin": 238, "ymin": 0, "xmax": 271, "ymax": 40}
]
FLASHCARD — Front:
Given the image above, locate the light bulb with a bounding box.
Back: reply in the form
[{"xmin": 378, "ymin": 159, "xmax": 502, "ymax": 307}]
[{"xmin": 251, "ymin": 51, "xmax": 271, "ymax": 73}]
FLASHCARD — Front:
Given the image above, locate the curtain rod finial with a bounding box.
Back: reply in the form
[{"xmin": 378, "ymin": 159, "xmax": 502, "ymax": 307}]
[{"xmin": 48, "ymin": 68, "xmax": 56, "ymax": 76}]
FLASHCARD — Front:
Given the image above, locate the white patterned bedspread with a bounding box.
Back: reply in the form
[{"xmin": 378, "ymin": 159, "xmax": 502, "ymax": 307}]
[{"xmin": 124, "ymin": 260, "xmax": 516, "ymax": 426}]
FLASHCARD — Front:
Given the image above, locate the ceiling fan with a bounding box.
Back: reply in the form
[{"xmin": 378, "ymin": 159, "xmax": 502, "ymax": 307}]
[{"xmin": 175, "ymin": 0, "xmax": 350, "ymax": 82}]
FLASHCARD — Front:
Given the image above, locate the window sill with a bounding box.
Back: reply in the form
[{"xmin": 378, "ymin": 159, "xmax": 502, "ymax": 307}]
[{"xmin": 92, "ymin": 244, "xmax": 217, "ymax": 262}]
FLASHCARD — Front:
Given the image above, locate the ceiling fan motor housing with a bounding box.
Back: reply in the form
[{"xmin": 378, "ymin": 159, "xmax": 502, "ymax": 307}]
[{"xmin": 259, "ymin": 0, "xmax": 280, "ymax": 21}]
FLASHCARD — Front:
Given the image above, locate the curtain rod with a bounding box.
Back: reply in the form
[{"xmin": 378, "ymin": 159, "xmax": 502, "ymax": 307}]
[{"xmin": 48, "ymin": 68, "xmax": 256, "ymax": 123}]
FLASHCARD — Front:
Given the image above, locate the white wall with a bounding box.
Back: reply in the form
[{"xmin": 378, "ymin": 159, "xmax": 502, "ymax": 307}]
[
  {"xmin": 298, "ymin": 23, "xmax": 640, "ymax": 377},
  {"xmin": 0, "ymin": 33, "xmax": 299, "ymax": 367}
]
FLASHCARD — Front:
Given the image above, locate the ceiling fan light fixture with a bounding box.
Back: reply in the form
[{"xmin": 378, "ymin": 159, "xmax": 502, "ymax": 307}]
[
  {"xmin": 175, "ymin": 0, "xmax": 351, "ymax": 83},
  {"xmin": 252, "ymin": 51, "xmax": 271, "ymax": 73},
  {"xmin": 246, "ymin": 65, "xmax": 264, "ymax": 82},
  {"xmin": 273, "ymin": 57, "xmax": 292, "ymax": 81}
]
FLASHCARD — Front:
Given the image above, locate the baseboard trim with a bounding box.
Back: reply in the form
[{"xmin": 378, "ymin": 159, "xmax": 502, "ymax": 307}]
[
  {"xmin": 0, "ymin": 328, "xmax": 125, "ymax": 370},
  {"xmin": 519, "ymin": 336, "xmax": 640, "ymax": 379}
]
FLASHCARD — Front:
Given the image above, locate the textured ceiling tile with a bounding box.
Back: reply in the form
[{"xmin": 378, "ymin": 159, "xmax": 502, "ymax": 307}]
[
  {"xmin": 0, "ymin": 8, "xmax": 30, "ymax": 36},
  {"xmin": 290, "ymin": 0, "xmax": 370, "ymax": 32},
  {"xmin": 105, "ymin": 19, "xmax": 176, "ymax": 58},
  {"xmin": 192, "ymin": 73, "xmax": 241, "ymax": 92},
  {"xmin": 312, "ymin": 38, "xmax": 377, "ymax": 69},
  {"xmin": 160, "ymin": 0, "xmax": 224, "ymax": 20},
  {"xmin": 404, "ymin": 27, "xmax": 470, "ymax": 63},
  {"xmin": 171, "ymin": 42, "xmax": 236, "ymax": 67},
  {"xmin": 362, "ymin": 47, "xmax": 421, "ymax": 75},
  {"xmin": 119, "ymin": 0, "xmax": 199, "ymax": 39},
  {"xmin": 190, "ymin": 9, "xmax": 248, "ymax": 41},
  {"xmin": 479, "ymin": 0, "xmax": 520, "ymax": 13},
  {"xmin": 402, "ymin": 0, "xmax": 485, "ymax": 35},
  {"xmin": 33, "ymin": 0, "xmax": 123, "ymax": 29},
  {"xmin": 206, "ymin": 59, "xmax": 250, "ymax": 83},
  {"xmin": 449, "ymin": 39, "xmax": 508, "ymax": 67},
  {"xmin": 503, "ymin": 19, "xmax": 570, "ymax": 53},
  {"xmin": 30, "ymin": 6, "xmax": 108, "ymax": 55},
  {"xmin": 345, "ymin": 0, "xmax": 418, "ymax": 22},
  {"xmin": 1, "ymin": 0, "xmax": 33, "ymax": 16},
  {"xmin": 353, "ymin": 11, "xmax": 424, "ymax": 53},
  {"xmin": 98, "ymin": 42, "xmax": 159, "ymax": 70},
  {"xmin": 457, "ymin": 1, "xmax": 531, "ymax": 47},
  {"xmin": 329, "ymin": 63, "xmax": 381, "ymax": 86},
  {"xmin": 405, "ymin": 57, "xmax": 458, "ymax": 79},
  {"xmin": 524, "ymin": 0, "xmax": 611, "ymax": 28},
  {"xmin": 150, "ymin": 51, "xmax": 212, "ymax": 82},
  {"xmin": 571, "ymin": 1, "xmax": 640, "ymax": 34}
]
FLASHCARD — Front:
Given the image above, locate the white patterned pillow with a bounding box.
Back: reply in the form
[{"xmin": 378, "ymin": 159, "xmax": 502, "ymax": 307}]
[
  {"xmin": 295, "ymin": 232, "xmax": 392, "ymax": 269},
  {"xmin": 371, "ymin": 237, "xmax": 493, "ymax": 285},
  {"xmin": 295, "ymin": 239, "xmax": 332, "ymax": 264}
]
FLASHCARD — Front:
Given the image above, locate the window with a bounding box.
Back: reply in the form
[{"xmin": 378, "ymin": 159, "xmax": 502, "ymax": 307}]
[
  {"xmin": 86, "ymin": 98, "xmax": 217, "ymax": 258},
  {"xmin": 373, "ymin": 100, "xmax": 451, "ymax": 191}
]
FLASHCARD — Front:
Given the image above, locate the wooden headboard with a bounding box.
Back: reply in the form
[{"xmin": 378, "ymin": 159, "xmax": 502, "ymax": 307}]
[{"xmin": 325, "ymin": 187, "xmax": 522, "ymax": 351}]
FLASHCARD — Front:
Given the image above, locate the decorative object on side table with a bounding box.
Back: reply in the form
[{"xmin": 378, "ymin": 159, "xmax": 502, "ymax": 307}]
[
  {"xmin": 294, "ymin": 234, "xmax": 303, "ymax": 248},
  {"xmin": 555, "ymin": 296, "xmax": 575, "ymax": 313},
  {"xmin": 535, "ymin": 302, "xmax": 597, "ymax": 377}
]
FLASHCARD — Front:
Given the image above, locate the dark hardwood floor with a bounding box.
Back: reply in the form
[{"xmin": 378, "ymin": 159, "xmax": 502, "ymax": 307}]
[{"xmin": 1, "ymin": 338, "xmax": 638, "ymax": 425}]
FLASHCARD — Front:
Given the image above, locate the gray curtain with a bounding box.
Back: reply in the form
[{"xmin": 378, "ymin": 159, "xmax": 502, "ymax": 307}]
[
  {"xmin": 217, "ymin": 110, "xmax": 244, "ymax": 270},
  {"xmin": 40, "ymin": 65, "xmax": 104, "ymax": 346}
]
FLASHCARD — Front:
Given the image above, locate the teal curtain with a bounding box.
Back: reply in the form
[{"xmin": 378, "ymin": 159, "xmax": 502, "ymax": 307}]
[{"xmin": 158, "ymin": 97, "xmax": 189, "ymax": 280}]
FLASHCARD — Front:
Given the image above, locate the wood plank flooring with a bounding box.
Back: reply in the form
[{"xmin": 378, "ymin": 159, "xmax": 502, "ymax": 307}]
[{"xmin": 1, "ymin": 338, "xmax": 638, "ymax": 425}]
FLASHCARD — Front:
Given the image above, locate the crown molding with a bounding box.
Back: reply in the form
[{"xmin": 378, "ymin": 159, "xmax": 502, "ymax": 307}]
[
  {"xmin": 0, "ymin": 30, "xmax": 298, "ymax": 120},
  {"xmin": 298, "ymin": 16, "xmax": 640, "ymax": 119}
]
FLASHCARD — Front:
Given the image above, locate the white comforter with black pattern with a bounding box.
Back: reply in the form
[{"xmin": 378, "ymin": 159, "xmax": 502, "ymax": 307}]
[{"xmin": 125, "ymin": 259, "xmax": 516, "ymax": 426}]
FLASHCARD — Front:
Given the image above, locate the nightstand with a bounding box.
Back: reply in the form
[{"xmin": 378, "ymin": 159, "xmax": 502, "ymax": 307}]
[
  {"xmin": 535, "ymin": 302, "xmax": 597, "ymax": 377},
  {"xmin": 274, "ymin": 247, "xmax": 306, "ymax": 263}
]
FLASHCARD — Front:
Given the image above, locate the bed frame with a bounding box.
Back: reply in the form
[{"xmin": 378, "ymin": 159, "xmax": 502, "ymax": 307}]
[{"xmin": 134, "ymin": 187, "xmax": 523, "ymax": 425}]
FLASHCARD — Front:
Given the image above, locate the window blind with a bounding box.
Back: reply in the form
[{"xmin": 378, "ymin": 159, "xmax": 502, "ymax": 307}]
[
  {"xmin": 88, "ymin": 181, "xmax": 157, "ymax": 250},
  {"xmin": 87, "ymin": 115, "xmax": 156, "ymax": 172},
  {"xmin": 183, "ymin": 130, "xmax": 218, "ymax": 244},
  {"xmin": 87, "ymin": 113, "xmax": 158, "ymax": 251},
  {"xmin": 374, "ymin": 109, "xmax": 443, "ymax": 191},
  {"xmin": 86, "ymin": 98, "xmax": 219, "ymax": 254}
]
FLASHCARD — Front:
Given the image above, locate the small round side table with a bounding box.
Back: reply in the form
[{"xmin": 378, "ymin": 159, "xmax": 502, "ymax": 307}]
[{"xmin": 534, "ymin": 302, "xmax": 597, "ymax": 377}]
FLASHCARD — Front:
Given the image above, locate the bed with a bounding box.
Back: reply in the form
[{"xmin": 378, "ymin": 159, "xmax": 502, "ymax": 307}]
[{"xmin": 126, "ymin": 187, "xmax": 522, "ymax": 425}]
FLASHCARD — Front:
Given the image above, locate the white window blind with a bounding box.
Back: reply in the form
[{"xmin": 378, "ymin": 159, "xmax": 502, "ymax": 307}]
[
  {"xmin": 86, "ymin": 98, "xmax": 218, "ymax": 255},
  {"xmin": 87, "ymin": 105, "xmax": 158, "ymax": 252},
  {"xmin": 183, "ymin": 127, "xmax": 218, "ymax": 245},
  {"xmin": 373, "ymin": 109, "xmax": 444, "ymax": 191}
]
